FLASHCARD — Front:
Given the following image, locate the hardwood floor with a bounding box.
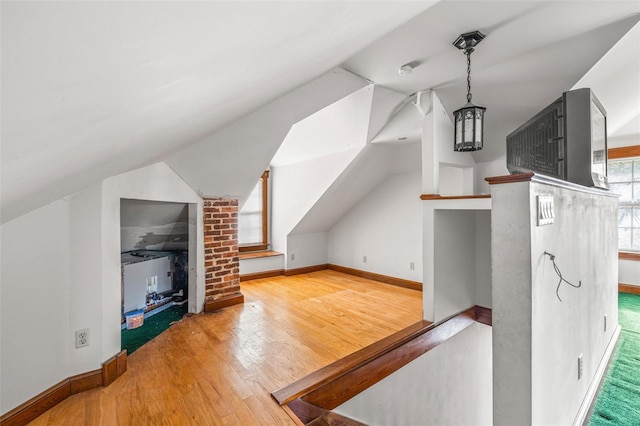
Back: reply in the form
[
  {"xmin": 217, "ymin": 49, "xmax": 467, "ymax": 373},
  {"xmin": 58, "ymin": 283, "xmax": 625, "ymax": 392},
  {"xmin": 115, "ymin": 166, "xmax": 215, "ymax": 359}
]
[{"xmin": 29, "ymin": 270, "xmax": 423, "ymax": 425}]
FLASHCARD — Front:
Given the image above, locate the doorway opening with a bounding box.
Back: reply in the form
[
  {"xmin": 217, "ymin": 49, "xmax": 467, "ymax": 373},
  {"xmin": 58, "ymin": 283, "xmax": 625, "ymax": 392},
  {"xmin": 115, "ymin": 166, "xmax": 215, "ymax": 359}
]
[{"xmin": 120, "ymin": 199, "xmax": 192, "ymax": 353}]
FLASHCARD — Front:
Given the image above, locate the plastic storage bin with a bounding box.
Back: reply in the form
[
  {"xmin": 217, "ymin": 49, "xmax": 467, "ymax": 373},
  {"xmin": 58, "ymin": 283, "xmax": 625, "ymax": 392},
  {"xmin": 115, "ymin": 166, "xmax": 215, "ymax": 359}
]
[{"xmin": 125, "ymin": 310, "xmax": 144, "ymax": 329}]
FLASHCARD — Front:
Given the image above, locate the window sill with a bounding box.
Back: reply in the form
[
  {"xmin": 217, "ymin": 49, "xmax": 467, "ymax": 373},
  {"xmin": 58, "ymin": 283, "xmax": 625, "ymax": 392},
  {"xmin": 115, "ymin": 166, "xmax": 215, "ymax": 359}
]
[
  {"xmin": 619, "ymin": 251, "xmax": 640, "ymax": 261},
  {"xmin": 238, "ymin": 250, "xmax": 283, "ymax": 260}
]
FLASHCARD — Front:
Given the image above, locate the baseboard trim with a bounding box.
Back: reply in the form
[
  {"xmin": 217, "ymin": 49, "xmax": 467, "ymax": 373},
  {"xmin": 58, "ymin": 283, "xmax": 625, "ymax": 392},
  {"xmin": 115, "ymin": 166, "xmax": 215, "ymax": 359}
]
[
  {"xmin": 574, "ymin": 325, "xmax": 621, "ymax": 426},
  {"xmin": 0, "ymin": 380, "xmax": 70, "ymax": 426},
  {"xmin": 102, "ymin": 350, "xmax": 127, "ymax": 386},
  {"xmin": 619, "ymin": 283, "xmax": 640, "ymax": 294},
  {"xmin": 0, "ymin": 351, "xmax": 127, "ymax": 426},
  {"xmin": 240, "ymin": 269, "xmax": 284, "ymax": 282},
  {"xmin": 327, "ymin": 264, "xmax": 422, "ymax": 291},
  {"xmin": 69, "ymin": 369, "xmax": 103, "ymax": 395},
  {"xmin": 284, "ymin": 264, "xmax": 328, "ymax": 276},
  {"xmin": 204, "ymin": 293, "xmax": 245, "ymax": 312}
]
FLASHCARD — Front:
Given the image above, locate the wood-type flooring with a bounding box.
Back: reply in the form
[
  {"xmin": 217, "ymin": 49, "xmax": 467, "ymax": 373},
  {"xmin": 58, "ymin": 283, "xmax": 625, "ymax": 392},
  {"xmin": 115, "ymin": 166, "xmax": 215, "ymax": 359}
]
[{"xmin": 29, "ymin": 270, "xmax": 423, "ymax": 425}]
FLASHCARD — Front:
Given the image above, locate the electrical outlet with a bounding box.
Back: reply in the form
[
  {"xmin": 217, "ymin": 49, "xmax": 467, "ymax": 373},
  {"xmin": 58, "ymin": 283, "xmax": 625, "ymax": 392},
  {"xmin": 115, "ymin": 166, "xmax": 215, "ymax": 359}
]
[
  {"xmin": 76, "ymin": 328, "xmax": 90, "ymax": 348},
  {"xmin": 578, "ymin": 354, "xmax": 583, "ymax": 380},
  {"xmin": 363, "ymin": 255, "xmax": 367, "ymax": 263},
  {"xmin": 291, "ymin": 253, "xmax": 295, "ymax": 261},
  {"xmin": 410, "ymin": 262, "xmax": 415, "ymax": 270}
]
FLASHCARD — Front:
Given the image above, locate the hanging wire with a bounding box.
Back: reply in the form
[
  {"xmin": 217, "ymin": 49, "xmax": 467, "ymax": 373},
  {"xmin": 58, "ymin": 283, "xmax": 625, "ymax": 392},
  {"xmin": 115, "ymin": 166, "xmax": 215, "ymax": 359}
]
[{"xmin": 544, "ymin": 251, "xmax": 582, "ymax": 302}]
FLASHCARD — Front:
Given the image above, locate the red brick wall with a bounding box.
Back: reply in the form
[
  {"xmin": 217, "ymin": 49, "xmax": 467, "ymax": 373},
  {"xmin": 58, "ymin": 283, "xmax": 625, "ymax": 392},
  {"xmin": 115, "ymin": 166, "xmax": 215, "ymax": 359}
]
[{"xmin": 203, "ymin": 198, "xmax": 241, "ymax": 303}]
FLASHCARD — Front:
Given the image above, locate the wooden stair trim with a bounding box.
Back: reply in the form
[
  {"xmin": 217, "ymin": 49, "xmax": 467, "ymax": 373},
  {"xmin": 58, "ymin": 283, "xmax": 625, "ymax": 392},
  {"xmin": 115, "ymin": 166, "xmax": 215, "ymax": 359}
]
[
  {"xmin": 273, "ymin": 306, "xmax": 492, "ymax": 410},
  {"xmin": 420, "ymin": 194, "xmax": 491, "ymax": 200},
  {"xmin": 301, "ymin": 308, "xmax": 478, "ymax": 410},
  {"xmin": 272, "ymin": 319, "xmax": 431, "ymax": 405},
  {"xmin": 286, "ymin": 399, "xmax": 367, "ymax": 426},
  {"xmin": 485, "ymin": 173, "xmax": 535, "ymax": 185}
]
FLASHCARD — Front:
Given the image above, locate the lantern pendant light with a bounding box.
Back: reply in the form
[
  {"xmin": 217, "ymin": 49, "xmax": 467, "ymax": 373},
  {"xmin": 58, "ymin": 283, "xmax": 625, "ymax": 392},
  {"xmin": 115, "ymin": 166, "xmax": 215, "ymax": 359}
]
[{"xmin": 453, "ymin": 31, "xmax": 486, "ymax": 152}]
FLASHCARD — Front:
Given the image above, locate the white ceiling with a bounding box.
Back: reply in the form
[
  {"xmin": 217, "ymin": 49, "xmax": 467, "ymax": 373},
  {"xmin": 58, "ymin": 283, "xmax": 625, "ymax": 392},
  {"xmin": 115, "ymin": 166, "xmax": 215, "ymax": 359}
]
[
  {"xmin": 1, "ymin": 1, "xmax": 433, "ymax": 222},
  {"xmin": 343, "ymin": 0, "xmax": 640, "ymax": 161},
  {"xmin": 2, "ymin": 1, "xmax": 639, "ymax": 223}
]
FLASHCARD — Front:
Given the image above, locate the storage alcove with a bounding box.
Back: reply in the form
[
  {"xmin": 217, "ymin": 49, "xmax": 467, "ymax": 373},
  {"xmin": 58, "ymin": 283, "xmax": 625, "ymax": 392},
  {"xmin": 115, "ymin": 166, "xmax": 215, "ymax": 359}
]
[{"xmin": 423, "ymin": 196, "xmax": 492, "ymax": 323}]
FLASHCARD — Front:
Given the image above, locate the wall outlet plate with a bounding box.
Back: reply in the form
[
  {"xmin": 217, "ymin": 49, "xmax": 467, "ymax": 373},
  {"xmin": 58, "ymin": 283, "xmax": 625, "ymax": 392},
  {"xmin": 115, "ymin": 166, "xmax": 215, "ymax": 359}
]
[
  {"xmin": 537, "ymin": 195, "xmax": 555, "ymax": 226},
  {"xmin": 76, "ymin": 328, "xmax": 90, "ymax": 348},
  {"xmin": 578, "ymin": 354, "xmax": 583, "ymax": 380}
]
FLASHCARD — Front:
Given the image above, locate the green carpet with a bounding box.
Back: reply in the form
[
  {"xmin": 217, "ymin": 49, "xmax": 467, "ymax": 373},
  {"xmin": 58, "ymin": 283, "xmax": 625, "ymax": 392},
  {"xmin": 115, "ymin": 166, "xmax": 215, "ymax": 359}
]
[
  {"xmin": 121, "ymin": 305, "xmax": 187, "ymax": 355},
  {"xmin": 588, "ymin": 293, "xmax": 640, "ymax": 425}
]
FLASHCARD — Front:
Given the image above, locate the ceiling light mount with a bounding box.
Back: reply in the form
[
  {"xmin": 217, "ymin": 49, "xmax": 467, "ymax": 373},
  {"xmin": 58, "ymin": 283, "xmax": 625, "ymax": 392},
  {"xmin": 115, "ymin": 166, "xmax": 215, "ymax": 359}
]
[
  {"xmin": 453, "ymin": 31, "xmax": 485, "ymax": 53},
  {"xmin": 452, "ymin": 30, "xmax": 486, "ymax": 152}
]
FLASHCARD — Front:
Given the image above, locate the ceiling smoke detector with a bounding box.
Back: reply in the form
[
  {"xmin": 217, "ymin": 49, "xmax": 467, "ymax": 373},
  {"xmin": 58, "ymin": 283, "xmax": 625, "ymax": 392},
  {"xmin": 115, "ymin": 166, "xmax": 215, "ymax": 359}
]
[{"xmin": 398, "ymin": 63, "xmax": 413, "ymax": 76}]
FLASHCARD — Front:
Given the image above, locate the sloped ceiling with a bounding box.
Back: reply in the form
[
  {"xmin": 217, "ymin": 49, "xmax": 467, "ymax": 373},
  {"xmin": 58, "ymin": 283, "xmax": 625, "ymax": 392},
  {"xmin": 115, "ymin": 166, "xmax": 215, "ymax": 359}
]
[
  {"xmin": 0, "ymin": 1, "xmax": 435, "ymax": 223},
  {"xmin": 343, "ymin": 0, "xmax": 640, "ymax": 162},
  {"xmin": 2, "ymin": 1, "xmax": 639, "ymax": 225}
]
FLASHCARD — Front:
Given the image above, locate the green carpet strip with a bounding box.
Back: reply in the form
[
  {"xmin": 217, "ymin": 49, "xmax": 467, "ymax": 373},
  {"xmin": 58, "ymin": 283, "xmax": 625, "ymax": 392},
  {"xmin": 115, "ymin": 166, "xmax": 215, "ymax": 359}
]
[
  {"xmin": 589, "ymin": 293, "xmax": 640, "ymax": 425},
  {"xmin": 121, "ymin": 305, "xmax": 187, "ymax": 355}
]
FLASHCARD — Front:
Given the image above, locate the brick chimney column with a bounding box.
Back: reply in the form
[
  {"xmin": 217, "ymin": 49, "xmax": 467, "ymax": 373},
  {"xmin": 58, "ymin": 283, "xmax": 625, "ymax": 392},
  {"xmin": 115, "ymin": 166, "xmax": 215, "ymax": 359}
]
[{"xmin": 203, "ymin": 197, "xmax": 244, "ymax": 312}]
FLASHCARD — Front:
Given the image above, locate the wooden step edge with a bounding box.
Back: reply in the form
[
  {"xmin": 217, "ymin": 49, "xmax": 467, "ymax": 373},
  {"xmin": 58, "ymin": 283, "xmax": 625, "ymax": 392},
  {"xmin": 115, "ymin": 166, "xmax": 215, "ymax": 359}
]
[
  {"xmin": 274, "ymin": 305, "xmax": 492, "ymax": 410},
  {"xmin": 301, "ymin": 308, "xmax": 478, "ymax": 410},
  {"xmin": 272, "ymin": 319, "xmax": 432, "ymax": 406},
  {"xmin": 285, "ymin": 398, "xmax": 366, "ymax": 426}
]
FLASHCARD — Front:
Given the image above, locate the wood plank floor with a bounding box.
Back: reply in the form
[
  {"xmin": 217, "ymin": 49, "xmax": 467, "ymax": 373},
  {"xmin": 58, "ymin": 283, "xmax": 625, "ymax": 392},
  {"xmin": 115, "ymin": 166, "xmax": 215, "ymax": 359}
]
[{"xmin": 29, "ymin": 270, "xmax": 423, "ymax": 425}]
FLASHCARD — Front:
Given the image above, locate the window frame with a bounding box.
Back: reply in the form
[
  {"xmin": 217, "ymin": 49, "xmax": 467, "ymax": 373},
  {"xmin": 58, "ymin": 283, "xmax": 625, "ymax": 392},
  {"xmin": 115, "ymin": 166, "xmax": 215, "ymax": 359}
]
[
  {"xmin": 609, "ymin": 145, "xmax": 640, "ymax": 260},
  {"xmin": 238, "ymin": 170, "xmax": 269, "ymax": 253}
]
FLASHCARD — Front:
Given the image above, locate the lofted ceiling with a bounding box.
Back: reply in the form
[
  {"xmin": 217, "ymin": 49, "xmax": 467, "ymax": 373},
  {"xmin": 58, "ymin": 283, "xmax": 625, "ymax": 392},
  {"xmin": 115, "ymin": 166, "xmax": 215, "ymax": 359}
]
[
  {"xmin": 2, "ymin": 1, "xmax": 639, "ymax": 224},
  {"xmin": 343, "ymin": 0, "xmax": 640, "ymax": 161},
  {"xmin": 0, "ymin": 1, "xmax": 434, "ymax": 222}
]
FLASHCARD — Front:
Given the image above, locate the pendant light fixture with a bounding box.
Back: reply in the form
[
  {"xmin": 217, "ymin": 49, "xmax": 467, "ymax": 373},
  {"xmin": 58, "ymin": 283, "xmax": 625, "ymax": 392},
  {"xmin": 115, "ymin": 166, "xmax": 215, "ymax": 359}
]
[{"xmin": 452, "ymin": 31, "xmax": 486, "ymax": 152}]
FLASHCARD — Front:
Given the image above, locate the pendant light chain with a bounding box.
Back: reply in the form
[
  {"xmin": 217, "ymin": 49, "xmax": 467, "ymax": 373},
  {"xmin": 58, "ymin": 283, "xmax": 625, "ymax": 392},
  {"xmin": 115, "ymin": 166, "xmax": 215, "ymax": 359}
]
[
  {"xmin": 466, "ymin": 49, "xmax": 472, "ymax": 103},
  {"xmin": 452, "ymin": 30, "xmax": 485, "ymax": 152}
]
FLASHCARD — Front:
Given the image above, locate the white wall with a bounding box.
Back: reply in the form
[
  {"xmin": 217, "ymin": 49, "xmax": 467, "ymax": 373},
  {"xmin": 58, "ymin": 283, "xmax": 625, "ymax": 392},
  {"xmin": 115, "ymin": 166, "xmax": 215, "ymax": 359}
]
[
  {"xmin": 287, "ymin": 232, "xmax": 328, "ymax": 269},
  {"xmin": 491, "ymin": 177, "xmax": 619, "ymax": 425},
  {"xmin": 69, "ymin": 184, "xmax": 104, "ymax": 377},
  {"xmin": 422, "ymin": 197, "xmax": 492, "ymax": 322},
  {"xmin": 0, "ymin": 162, "xmax": 205, "ymax": 416},
  {"xmin": 271, "ymin": 148, "xmax": 362, "ymax": 267},
  {"xmin": 474, "ymin": 156, "xmax": 509, "ymax": 194},
  {"xmin": 422, "ymin": 91, "xmax": 475, "ymax": 195},
  {"xmin": 334, "ymin": 322, "xmax": 492, "ymax": 426},
  {"xmin": 239, "ymin": 255, "xmax": 284, "ymax": 275},
  {"xmin": 327, "ymin": 171, "xmax": 423, "ymax": 282},
  {"xmin": 271, "ymin": 85, "xmax": 373, "ymax": 167},
  {"xmin": 1, "ymin": 200, "xmax": 71, "ymax": 414},
  {"xmin": 102, "ymin": 162, "xmax": 204, "ymax": 362},
  {"xmin": 432, "ymin": 209, "xmax": 492, "ymax": 322},
  {"xmin": 167, "ymin": 68, "xmax": 367, "ymax": 208},
  {"xmin": 620, "ymin": 259, "xmax": 640, "ymax": 286}
]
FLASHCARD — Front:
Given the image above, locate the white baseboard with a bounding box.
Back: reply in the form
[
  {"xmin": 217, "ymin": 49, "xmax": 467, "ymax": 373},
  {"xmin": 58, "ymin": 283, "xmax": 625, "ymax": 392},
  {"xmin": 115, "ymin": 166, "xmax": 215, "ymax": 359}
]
[{"xmin": 573, "ymin": 324, "xmax": 621, "ymax": 426}]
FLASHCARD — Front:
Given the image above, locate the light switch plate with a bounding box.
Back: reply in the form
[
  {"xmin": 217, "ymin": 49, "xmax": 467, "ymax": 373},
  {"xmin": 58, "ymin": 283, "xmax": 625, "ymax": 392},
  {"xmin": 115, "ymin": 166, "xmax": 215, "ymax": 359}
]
[{"xmin": 537, "ymin": 195, "xmax": 554, "ymax": 226}]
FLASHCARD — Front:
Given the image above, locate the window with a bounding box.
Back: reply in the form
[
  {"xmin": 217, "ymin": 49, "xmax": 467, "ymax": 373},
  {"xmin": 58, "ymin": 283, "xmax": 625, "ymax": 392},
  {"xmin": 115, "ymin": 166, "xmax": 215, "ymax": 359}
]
[
  {"xmin": 609, "ymin": 156, "xmax": 640, "ymax": 251},
  {"xmin": 238, "ymin": 171, "xmax": 269, "ymax": 252}
]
